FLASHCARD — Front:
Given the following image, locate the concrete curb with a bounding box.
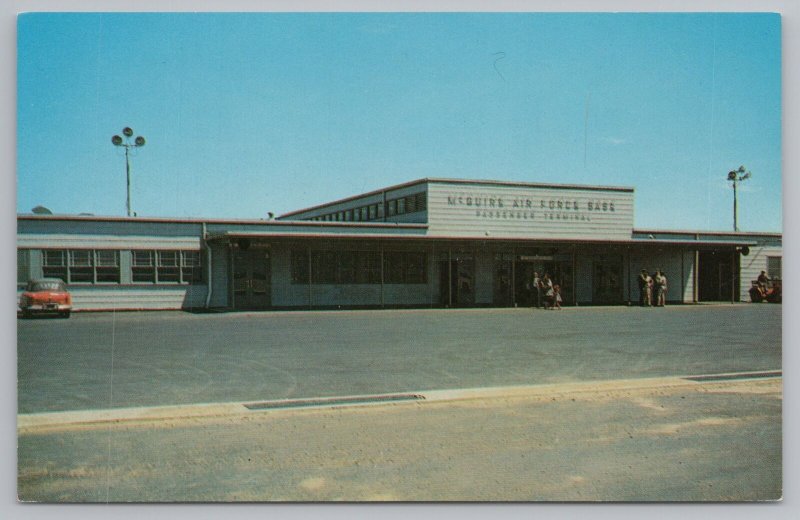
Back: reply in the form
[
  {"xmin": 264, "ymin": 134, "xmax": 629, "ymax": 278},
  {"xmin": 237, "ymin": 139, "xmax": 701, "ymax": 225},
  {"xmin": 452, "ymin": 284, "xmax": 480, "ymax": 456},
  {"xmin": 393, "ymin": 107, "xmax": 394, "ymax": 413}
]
[{"xmin": 17, "ymin": 371, "xmax": 781, "ymax": 435}]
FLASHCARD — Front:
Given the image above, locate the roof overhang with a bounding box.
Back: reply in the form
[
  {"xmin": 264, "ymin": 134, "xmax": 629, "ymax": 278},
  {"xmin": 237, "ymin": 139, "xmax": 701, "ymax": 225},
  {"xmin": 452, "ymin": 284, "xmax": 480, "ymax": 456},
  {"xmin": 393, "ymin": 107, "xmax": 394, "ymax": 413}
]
[{"xmin": 208, "ymin": 231, "xmax": 756, "ymax": 248}]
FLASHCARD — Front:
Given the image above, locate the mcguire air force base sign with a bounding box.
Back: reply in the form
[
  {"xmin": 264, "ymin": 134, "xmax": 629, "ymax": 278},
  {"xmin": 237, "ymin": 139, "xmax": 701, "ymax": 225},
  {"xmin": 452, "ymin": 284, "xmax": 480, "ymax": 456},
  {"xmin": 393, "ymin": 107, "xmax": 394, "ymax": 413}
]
[{"xmin": 425, "ymin": 181, "xmax": 635, "ymax": 241}]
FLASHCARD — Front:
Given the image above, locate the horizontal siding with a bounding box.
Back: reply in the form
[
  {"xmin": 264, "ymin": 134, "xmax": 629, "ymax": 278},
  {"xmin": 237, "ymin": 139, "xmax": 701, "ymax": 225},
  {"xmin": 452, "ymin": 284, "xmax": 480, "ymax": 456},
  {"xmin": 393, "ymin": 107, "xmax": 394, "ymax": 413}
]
[
  {"xmin": 427, "ymin": 182, "xmax": 634, "ymax": 240},
  {"xmin": 17, "ymin": 233, "xmax": 201, "ymax": 250},
  {"xmin": 18, "ymin": 285, "xmax": 208, "ymax": 311},
  {"xmin": 740, "ymin": 245, "xmax": 782, "ymax": 301}
]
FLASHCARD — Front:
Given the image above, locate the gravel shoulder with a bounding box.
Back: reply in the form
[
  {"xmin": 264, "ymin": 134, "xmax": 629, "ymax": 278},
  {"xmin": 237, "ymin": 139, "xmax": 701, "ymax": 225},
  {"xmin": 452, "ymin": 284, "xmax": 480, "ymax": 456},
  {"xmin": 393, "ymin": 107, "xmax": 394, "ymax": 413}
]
[{"xmin": 18, "ymin": 377, "xmax": 782, "ymax": 502}]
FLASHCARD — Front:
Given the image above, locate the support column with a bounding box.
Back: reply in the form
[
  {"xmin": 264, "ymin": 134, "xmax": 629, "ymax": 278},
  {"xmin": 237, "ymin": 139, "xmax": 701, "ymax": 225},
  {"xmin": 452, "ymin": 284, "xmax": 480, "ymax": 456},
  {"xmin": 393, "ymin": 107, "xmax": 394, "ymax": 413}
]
[
  {"xmin": 511, "ymin": 246, "xmax": 516, "ymax": 307},
  {"xmin": 448, "ymin": 247, "xmax": 452, "ymax": 308},
  {"xmin": 380, "ymin": 244, "xmax": 385, "ymax": 309},
  {"xmin": 626, "ymin": 247, "xmax": 631, "ymax": 305},
  {"xmin": 693, "ymin": 249, "xmax": 699, "ymax": 303},
  {"xmin": 307, "ymin": 245, "xmax": 312, "ymax": 310}
]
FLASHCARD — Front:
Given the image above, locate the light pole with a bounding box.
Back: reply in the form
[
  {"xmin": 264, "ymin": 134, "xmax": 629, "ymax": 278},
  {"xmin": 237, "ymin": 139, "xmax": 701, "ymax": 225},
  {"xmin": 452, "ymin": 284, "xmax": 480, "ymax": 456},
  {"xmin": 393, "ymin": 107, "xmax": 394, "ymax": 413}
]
[
  {"xmin": 111, "ymin": 127, "xmax": 146, "ymax": 217},
  {"xmin": 727, "ymin": 165, "xmax": 751, "ymax": 232}
]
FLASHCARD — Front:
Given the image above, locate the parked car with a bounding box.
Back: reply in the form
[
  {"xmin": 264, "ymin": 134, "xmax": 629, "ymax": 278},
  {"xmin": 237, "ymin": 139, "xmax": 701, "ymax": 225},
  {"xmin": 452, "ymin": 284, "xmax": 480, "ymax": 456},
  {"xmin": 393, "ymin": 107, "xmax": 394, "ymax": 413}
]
[{"xmin": 18, "ymin": 278, "xmax": 72, "ymax": 318}]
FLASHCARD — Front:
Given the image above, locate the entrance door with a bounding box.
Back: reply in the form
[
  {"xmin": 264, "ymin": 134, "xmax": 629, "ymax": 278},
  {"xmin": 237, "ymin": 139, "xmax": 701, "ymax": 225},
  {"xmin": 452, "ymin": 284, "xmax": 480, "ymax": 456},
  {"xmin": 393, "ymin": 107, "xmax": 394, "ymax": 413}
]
[
  {"xmin": 698, "ymin": 250, "xmax": 738, "ymax": 301},
  {"xmin": 233, "ymin": 248, "xmax": 271, "ymax": 310},
  {"xmin": 493, "ymin": 253, "xmax": 513, "ymax": 307},
  {"xmin": 592, "ymin": 260, "xmax": 623, "ymax": 304},
  {"xmin": 438, "ymin": 253, "xmax": 475, "ymax": 307}
]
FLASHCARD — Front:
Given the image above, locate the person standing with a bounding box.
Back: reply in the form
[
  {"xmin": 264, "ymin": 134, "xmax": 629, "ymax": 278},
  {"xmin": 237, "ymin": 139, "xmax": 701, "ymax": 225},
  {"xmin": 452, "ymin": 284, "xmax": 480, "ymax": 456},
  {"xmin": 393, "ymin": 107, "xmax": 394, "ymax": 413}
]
[
  {"xmin": 638, "ymin": 269, "xmax": 651, "ymax": 307},
  {"xmin": 655, "ymin": 270, "xmax": 668, "ymax": 307},
  {"xmin": 542, "ymin": 273, "xmax": 554, "ymax": 310},
  {"xmin": 532, "ymin": 271, "xmax": 542, "ymax": 308}
]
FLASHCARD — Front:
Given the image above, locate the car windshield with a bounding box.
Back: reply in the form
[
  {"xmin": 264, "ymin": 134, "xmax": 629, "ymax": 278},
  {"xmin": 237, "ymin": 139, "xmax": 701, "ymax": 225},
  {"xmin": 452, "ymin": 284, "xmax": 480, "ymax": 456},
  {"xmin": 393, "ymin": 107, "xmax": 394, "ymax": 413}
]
[{"xmin": 28, "ymin": 281, "xmax": 65, "ymax": 292}]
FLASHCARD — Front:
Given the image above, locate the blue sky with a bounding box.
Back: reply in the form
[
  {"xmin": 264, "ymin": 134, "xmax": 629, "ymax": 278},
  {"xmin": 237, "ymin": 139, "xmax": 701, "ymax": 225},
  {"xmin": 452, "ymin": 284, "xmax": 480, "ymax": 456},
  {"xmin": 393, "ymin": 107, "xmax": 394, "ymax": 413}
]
[{"xmin": 17, "ymin": 12, "xmax": 781, "ymax": 231}]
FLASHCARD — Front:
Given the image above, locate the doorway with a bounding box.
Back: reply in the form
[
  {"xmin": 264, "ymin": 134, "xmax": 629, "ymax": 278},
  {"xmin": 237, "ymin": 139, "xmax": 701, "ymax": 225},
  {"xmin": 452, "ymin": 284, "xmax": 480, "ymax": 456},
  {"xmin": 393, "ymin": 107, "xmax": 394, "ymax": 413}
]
[
  {"xmin": 592, "ymin": 259, "xmax": 623, "ymax": 304},
  {"xmin": 438, "ymin": 252, "xmax": 474, "ymax": 307},
  {"xmin": 698, "ymin": 250, "xmax": 738, "ymax": 302},
  {"xmin": 232, "ymin": 248, "xmax": 271, "ymax": 310},
  {"xmin": 513, "ymin": 257, "xmax": 574, "ymax": 307}
]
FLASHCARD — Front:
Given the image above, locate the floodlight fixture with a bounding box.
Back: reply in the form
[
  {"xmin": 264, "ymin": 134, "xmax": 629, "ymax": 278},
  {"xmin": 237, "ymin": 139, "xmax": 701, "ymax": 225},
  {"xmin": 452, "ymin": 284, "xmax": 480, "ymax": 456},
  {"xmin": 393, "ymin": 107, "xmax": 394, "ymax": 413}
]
[{"xmin": 111, "ymin": 126, "xmax": 147, "ymax": 217}]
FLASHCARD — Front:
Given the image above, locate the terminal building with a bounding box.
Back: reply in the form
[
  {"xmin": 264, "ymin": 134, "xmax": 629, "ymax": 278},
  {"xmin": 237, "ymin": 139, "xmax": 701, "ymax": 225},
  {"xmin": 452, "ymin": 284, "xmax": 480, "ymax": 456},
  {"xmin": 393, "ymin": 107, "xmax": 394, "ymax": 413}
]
[{"xmin": 17, "ymin": 178, "xmax": 782, "ymax": 312}]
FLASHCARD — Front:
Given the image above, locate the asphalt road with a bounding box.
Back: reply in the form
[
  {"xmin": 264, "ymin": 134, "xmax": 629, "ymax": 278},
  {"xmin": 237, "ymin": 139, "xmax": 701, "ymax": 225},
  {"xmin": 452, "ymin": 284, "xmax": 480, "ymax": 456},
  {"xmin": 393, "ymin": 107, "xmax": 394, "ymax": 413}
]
[{"xmin": 17, "ymin": 304, "xmax": 781, "ymax": 414}]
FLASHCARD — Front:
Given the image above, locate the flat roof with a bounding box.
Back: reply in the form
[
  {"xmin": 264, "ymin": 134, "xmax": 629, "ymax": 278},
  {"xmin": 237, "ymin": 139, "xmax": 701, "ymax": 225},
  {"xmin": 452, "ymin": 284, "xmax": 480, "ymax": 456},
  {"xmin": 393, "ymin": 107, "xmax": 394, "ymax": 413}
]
[{"xmin": 278, "ymin": 177, "xmax": 636, "ymax": 219}]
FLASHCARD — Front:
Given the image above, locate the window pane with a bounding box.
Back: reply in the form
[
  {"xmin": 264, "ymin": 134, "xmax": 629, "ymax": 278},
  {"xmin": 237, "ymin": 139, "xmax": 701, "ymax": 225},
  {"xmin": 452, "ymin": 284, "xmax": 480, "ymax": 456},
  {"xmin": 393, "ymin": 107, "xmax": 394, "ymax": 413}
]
[
  {"xmin": 182, "ymin": 251, "xmax": 201, "ymax": 267},
  {"xmin": 355, "ymin": 251, "xmax": 381, "ymax": 284},
  {"xmin": 42, "ymin": 250, "xmax": 67, "ymax": 281},
  {"xmin": 388, "ymin": 199, "xmax": 397, "ymax": 216},
  {"xmin": 70, "ymin": 267, "xmax": 93, "ymax": 283},
  {"xmin": 397, "ymin": 198, "xmax": 406, "ymax": 214},
  {"xmin": 338, "ymin": 251, "xmax": 356, "ymax": 284},
  {"xmin": 405, "ymin": 252, "xmax": 426, "ymax": 283},
  {"xmin": 384, "ymin": 253, "xmax": 404, "ymax": 283},
  {"xmin": 291, "ymin": 250, "xmax": 309, "ymax": 284},
  {"xmin": 369, "ymin": 205, "xmax": 377, "ymax": 220},
  {"xmin": 406, "ymin": 195, "xmax": 417, "ymax": 213},
  {"xmin": 96, "ymin": 266, "xmax": 120, "ymax": 283},
  {"xmin": 43, "ymin": 250, "xmax": 66, "ymax": 266},
  {"xmin": 70, "ymin": 250, "xmax": 93, "ymax": 267},
  {"xmin": 158, "ymin": 267, "xmax": 180, "ymax": 282},
  {"xmin": 767, "ymin": 256, "xmax": 782, "ymax": 279},
  {"xmin": 312, "ymin": 251, "xmax": 337, "ymax": 284},
  {"xmin": 133, "ymin": 251, "xmax": 153, "ymax": 266},
  {"xmin": 416, "ymin": 192, "xmax": 427, "ymax": 212},
  {"xmin": 158, "ymin": 251, "xmax": 179, "ymax": 267},
  {"xmin": 96, "ymin": 250, "xmax": 119, "ymax": 267}
]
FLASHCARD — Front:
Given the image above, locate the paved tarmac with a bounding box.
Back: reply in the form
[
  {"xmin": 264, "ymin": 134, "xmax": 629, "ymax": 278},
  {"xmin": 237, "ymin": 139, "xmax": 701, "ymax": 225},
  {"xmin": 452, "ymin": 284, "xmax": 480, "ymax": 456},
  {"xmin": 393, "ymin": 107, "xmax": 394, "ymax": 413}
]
[{"xmin": 18, "ymin": 304, "xmax": 781, "ymax": 414}]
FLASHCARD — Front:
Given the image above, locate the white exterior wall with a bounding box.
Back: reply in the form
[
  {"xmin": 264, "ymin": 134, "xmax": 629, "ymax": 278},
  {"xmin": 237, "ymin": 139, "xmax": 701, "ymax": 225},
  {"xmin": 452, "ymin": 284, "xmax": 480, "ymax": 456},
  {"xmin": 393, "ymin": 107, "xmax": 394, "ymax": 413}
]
[
  {"xmin": 628, "ymin": 248, "xmax": 692, "ymax": 303},
  {"xmin": 65, "ymin": 285, "xmax": 207, "ymax": 311},
  {"xmin": 740, "ymin": 245, "xmax": 782, "ymax": 301},
  {"xmin": 427, "ymin": 182, "xmax": 634, "ymax": 240},
  {"xmin": 208, "ymin": 243, "xmax": 230, "ymax": 308},
  {"xmin": 683, "ymin": 251, "xmax": 696, "ymax": 303},
  {"xmin": 17, "ymin": 231, "xmax": 208, "ymax": 311},
  {"xmin": 17, "ymin": 233, "xmax": 201, "ymax": 250}
]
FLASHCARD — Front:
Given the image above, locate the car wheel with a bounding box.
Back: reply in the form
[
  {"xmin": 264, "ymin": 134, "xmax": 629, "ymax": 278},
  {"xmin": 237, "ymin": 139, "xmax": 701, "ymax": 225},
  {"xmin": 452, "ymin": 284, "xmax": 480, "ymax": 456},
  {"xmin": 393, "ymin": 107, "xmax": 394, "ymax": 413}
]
[{"xmin": 60, "ymin": 311, "xmax": 71, "ymax": 319}]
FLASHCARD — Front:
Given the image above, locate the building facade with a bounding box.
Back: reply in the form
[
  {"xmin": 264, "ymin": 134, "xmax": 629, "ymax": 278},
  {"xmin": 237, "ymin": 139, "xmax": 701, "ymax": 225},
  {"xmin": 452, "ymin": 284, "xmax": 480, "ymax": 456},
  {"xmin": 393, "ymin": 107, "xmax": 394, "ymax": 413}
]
[{"xmin": 17, "ymin": 178, "xmax": 782, "ymax": 311}]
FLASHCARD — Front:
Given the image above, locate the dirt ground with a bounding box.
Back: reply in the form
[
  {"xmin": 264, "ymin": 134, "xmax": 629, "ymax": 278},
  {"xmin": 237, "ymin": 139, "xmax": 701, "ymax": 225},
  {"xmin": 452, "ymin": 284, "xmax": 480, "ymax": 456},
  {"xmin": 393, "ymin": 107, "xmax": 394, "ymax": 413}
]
[{"xmin": 17, "ymin": 377, "xmax": 782, "ymax": 502}]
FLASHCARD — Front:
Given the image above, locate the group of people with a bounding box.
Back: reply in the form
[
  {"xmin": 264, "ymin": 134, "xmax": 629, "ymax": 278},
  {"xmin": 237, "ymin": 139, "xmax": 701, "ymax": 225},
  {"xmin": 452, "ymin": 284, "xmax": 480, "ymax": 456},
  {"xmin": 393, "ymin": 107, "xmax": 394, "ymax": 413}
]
[
  {"xmin": 529, "ymin": 272, "xmax": 562, "ymax": 310},
  {"xmin": 638, "ymin": 269, "xmax": 668, "ymax": 307}
]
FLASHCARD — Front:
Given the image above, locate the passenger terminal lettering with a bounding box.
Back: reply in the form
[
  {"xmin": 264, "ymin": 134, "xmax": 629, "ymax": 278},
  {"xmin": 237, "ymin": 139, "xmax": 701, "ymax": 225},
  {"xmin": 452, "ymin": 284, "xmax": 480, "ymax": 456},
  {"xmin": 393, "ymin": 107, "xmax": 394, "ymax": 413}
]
[{"xmin": 446, "ymin": 194, "xmax": 616, "ymax": 222}]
